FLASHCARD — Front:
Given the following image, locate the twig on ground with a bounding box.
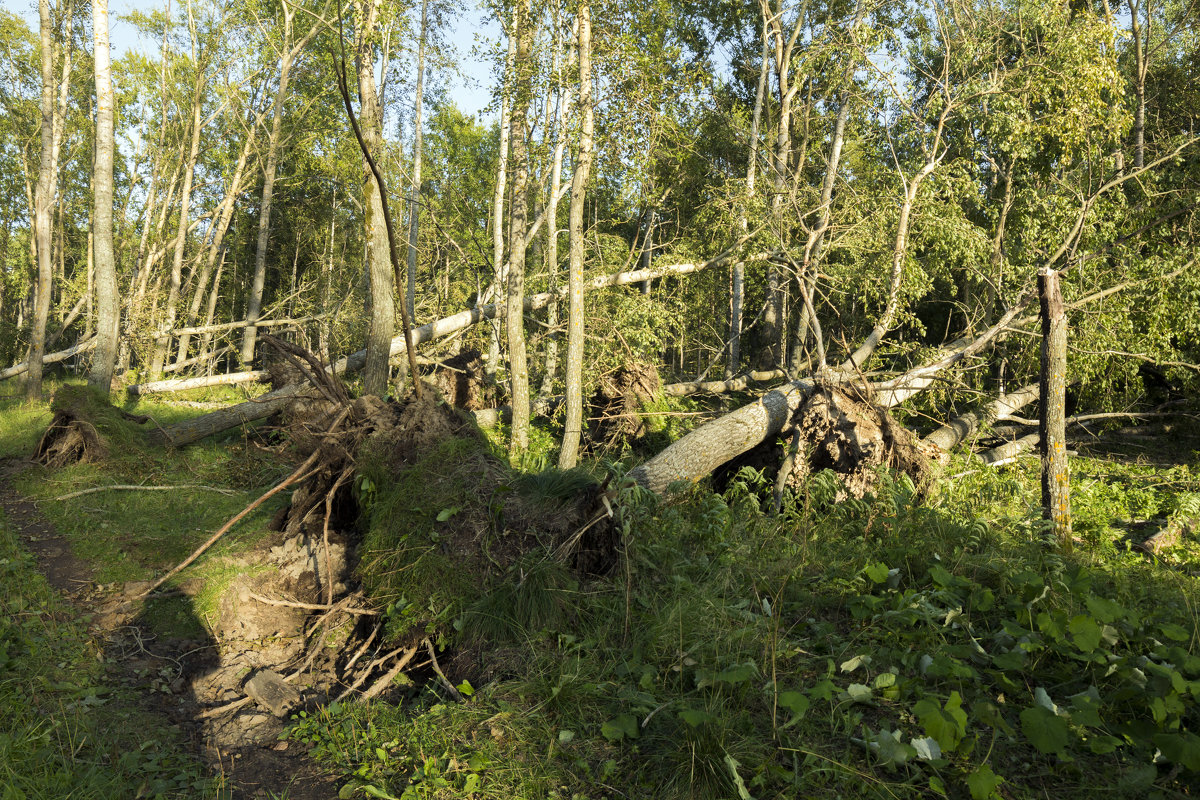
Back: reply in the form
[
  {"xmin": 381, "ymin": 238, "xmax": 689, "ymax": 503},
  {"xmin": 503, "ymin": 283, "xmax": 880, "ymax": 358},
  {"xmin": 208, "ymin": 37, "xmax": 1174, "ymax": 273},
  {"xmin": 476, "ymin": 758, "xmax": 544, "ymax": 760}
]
[
  {"xmin": 360, "ymin": 648, "xmax": 422, "ymax": 701},
  {"xmin": 246, "ymin": 591, "xmax": 377, "ymax": 616},
  {"xmin": 134, "ymin": 453, "xmax": 322, "ymax": 602},
  {"xmin": 54, "ymin": 484, "xmax": 238, "ymax": 501},
  {"xmin": 424, "ymin": 637, "xmax": 463, "ymax": 700}
]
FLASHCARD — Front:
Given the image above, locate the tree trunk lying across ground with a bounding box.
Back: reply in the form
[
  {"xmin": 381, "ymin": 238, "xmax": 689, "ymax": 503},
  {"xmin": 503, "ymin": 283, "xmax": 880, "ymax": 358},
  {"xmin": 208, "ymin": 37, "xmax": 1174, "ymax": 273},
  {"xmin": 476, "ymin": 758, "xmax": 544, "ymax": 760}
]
[
  {"xmin": 1, "ymin": 337, "xmax": 96, "ymax": 381},
  {"xmin": 127, "ymin": 371, "xmax": 271, "ymax": 396},
  {"xmin": 145, "ymin": 254, "xmax": 768, "ymax": 446}
]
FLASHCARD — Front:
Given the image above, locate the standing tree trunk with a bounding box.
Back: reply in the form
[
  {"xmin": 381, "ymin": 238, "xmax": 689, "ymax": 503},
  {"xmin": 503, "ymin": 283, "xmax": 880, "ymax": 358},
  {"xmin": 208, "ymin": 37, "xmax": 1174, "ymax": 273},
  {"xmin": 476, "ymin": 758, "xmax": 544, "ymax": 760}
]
[
  {"xmin": 506, "ymin": 0, "xmax": 534, "ymax": 455},
  {"xmin": 558, "ymin": 1, "xmax": 593, "ymax": 469},
  {"xmin": 485, "ymin": 13, "xmax": 518, "ymax": 380},
  {"xmin": 540, "ymin": 16, "xmax": 570, "ymax": 398},
  {"xmin": 176, "ymin": 127, "xmax": 254, "ymax": 367},
  {"xmin": 88, "ymin": 0, "xmax": 118, "ymax": 393},
  {"xmin": 1039, "ymin": 268, "xmax": 1071, "ymax": 547},
  {"xmin": 241, "ymin": 2, "xmax": 319, "ymax": 366},
  {"xmin": 354, "ymin": 0, "xmax": 395, "ymax": 396},
  {"xmin": 405, "ymin": 0, "xmax": 429, "ymax": 326},
  {"xmin": 27, "ymin": 0, "xmax": 57, "ymax": 400},
  {"xmin": 730, "ymin": 13, "xmax": 769, "ymax": 378},
  {"xmin": 150, "ymin": 1, "xmax": 206, "ymax": 376}
]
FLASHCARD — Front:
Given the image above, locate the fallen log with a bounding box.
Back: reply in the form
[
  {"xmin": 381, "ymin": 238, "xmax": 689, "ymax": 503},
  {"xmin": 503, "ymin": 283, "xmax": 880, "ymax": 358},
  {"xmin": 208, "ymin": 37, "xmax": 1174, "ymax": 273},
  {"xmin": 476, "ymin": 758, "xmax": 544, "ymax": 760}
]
[
  {"xmin": 128, "ymin": 371, "xmax": 271, "ymax": 396},
  {"xmin": 923, "ymin": 383, "xmax": 1040, "ymax": 452},
  {"xmin": 978, "ymin": 433, "xmax": 1040, "ymax": 466},
  {"xmin": 0, "ymin": 337, "xmax": 97, "ymax": 381},
  {"xmin": 661, "ymin": 370, "xmax": 788, "ymax": 397},
  {"xmin": 629, "ymin": 380, "xmax": 813, "ymax": 493},
  {"xmin": 147, "ymin": 253, "xmax": 767, "ymax": 447}
]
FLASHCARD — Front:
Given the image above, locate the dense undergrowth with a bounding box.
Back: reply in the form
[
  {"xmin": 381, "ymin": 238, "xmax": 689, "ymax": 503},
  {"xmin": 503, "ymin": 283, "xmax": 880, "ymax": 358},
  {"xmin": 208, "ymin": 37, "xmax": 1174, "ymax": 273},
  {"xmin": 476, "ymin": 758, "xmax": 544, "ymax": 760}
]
[
  {"xmin": 298, "ymin": 436, "xmax": 1200, "ymax": 799},
  {"xmin": 1, "ymin": 381, "xmax": 1199, "ymax": 798}
]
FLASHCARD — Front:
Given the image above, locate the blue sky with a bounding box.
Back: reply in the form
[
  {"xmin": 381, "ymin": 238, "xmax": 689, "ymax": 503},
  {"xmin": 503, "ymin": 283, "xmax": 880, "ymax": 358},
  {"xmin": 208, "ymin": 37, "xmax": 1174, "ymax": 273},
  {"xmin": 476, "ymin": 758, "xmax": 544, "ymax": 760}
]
[{"xmin": 6, "ymin": 0, "xmax": 498, "ymax": 121}]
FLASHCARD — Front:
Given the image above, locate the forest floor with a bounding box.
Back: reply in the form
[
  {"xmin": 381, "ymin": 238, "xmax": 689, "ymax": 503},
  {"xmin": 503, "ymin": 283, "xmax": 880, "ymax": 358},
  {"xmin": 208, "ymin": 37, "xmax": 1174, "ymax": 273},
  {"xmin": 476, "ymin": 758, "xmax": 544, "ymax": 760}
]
[{"xmin": 2, "ymin": 379, "xmax": 1200, "ymax": 799}]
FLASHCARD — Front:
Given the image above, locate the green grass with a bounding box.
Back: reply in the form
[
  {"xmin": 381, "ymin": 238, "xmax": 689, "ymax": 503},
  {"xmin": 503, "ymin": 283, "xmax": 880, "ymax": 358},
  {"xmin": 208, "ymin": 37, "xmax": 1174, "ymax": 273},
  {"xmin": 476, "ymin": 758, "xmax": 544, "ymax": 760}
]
[
  {"xmin": 0, "ymin": 507, "xmax": 214, "ymax": 799},
  {"xmin": 294, "ymin": 448, "xmax": 1200, "ymax": 800},
  {"xmin": 4, "ymin": 380, "xmax": 1200, "ymax": 799}
]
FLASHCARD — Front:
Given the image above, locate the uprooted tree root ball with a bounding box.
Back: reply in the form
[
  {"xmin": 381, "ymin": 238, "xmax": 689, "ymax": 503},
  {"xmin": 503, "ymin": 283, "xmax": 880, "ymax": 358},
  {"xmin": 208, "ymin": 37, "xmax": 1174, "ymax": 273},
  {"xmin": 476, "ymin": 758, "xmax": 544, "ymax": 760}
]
[
  {"xmin": 185, "ymin": 373, "xmax": 617, "ymax": 744},
  {"xmin": 714, "ymin": 382, "xmax": 933, "ymax": 500},
  {"xmin": 34, "ymin": 385, "xmax": 151, "ymax": 467},
  {"xmin": 586, "ymin": 362, "xmax": 662, "ymax": 454}
]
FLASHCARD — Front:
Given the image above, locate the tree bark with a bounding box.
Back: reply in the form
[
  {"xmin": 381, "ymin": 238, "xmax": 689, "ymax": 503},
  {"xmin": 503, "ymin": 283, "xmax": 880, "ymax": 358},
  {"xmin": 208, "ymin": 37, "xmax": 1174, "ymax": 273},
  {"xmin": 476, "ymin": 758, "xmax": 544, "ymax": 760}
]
[
  {"xmin": 923, "ymin": 383, "xmax": 1039, "ymax": 452},
  {"xmin": 88, "ymin": 0, "xmax": 118, "ymax": 393},
  {"xmin": 1039, "ymin": 268, "xmax": 1071, "ymax": 546},
  {"xmin": 27, "ymin": 0, "xmax": 57, "ymax": 400},
  {"xmin": 486, "ymin": 13, "xmax": 517, "ymax": 380},
  {"xmin": 559, "ymin": 2, "xmax": 593, "ymax": 469},
  {"xmin": 506, "ymin": 0, "xmax": 534, "ymax": 454},
  {"xmin": 242, "ymin": 4, "xmax": 304, "ymax": 366},
  {"xmin": 539, "ymin": 21, "xmax": 570, "ymax": 398},
  {"xmin": 175, "ymin": 129, "xmax": 254, "ymax": 367},
  {"xmin": 405, "ymin": 0, "xmax": 429, "ymax": 326},
  {"xmin": 730, "ymin": 12, "xmax": 770, "ymax": 378},
  {"xmin": 355, "ymin": 0, "xmax": 395, "ymax": 396}
]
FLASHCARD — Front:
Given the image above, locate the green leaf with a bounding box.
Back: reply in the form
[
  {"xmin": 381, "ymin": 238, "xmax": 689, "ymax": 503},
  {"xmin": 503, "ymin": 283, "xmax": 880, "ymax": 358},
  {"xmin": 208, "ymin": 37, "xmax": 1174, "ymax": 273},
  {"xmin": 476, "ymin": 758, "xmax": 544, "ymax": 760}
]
[
  {"xmin": 557, "ymin": 729, "xmax": 575, "ymax": 744},
  {"xmin": 436, "ymin": 506, "xmax": 461, "ymax": 522},
  {"xmin": 361, "ymin": 786, "xmax": 400, "ymax": 800},
  {"xmin": 1153, "ymin": 732, "xmax": 1200, "ymax": 771},
  {"xmin": 1160, "ymin": 622, "xmax": 1191, "ymax": 642},
  {"xmin": 966, "ymin": 764, "xmax": 1004, "ymax": 799},
  {"xmin": 1085, "ymin": 594, "xmax": 1125, "ymax": 623},
  {"xmin": 463, "ymin": 773, "xmax": 480, "ymax": 793},
  {"xmin": 913, "ymin": 691, "xmax": 968, "ymax": 752},
  {"xmin": 911, "ymin": 736, "xmax": 942, "ymax": 761},
  {"xmin": 601, "ymin": 713, "xmax": 639, "ymax": 741},
  {"xmin": 678, "ymin": 708, "xmax": 713, "ymax": 728},
  {"xmin": 777, "ymin": 691, "xmax": 809, "ymax": 718},
  {"xmin": 863, "ymin": 562, "xmax": 889, "ymax": 584},
  {"xmin": 723, "ymin": 754, "xmax": 754, "ymax": 800},
  {"xmin": 840, "ymin": 654, "xmax": 869, "ymax": 673},
  {"xmin": 1020, "ymin": 705, "xmax": 1070, "ymax": 754},
  {"xmin": 1068, "ymin": 615, "xmax": 1102, "ymax": 652},
  {"xmin": 1068, "ymin": 687, "xmax": 1103, "ymax": 727},
  {"xmin": 716, "ymin": 663, "xmax": 757, "ymax": 684},
  {"xmin": 874, "ymin": 672, "xmax": 897, "ymax": 689},
  {"xmin": 846, "ymin": 683, "xmax": 873, "ymax": 703},
  {"xmin": 456, "ymin": 679, "xmax": 475, "ymax": 697}
]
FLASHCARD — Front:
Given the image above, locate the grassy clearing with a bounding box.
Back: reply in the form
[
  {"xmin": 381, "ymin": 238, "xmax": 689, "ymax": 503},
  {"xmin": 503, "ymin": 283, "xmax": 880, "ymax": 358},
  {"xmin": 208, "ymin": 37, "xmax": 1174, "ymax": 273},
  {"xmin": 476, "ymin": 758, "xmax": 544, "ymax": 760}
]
[
  {"xmin": 4, "ymin": 380, "xmax": 292, "ymax": 588},
  {"xmin": 0, "ymin": 506, "xmax": 214, "ymax": 799}
]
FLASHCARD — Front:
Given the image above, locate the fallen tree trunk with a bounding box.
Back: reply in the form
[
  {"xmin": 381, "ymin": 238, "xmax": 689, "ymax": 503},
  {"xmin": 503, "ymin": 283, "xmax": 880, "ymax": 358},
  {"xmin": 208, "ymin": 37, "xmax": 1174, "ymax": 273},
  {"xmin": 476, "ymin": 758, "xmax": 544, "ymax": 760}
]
[
  {"xmin": 1, "ymin": 337, "xmax": 97, "ymax": 381},
  {"xmin": 978, "ymin": 433, "xmax": 1040, "ymax": 466},
  {"xmin": 661, "ymin": 370, "xmax": 788, "ymax": 397},
  {"xmin": 147, "ymin": 386, "xmax": 299, "ymax": 446},
  {"xmin": 128, "ymin": 371, "xmax": 271, "ymax": 396},
  {"xmin": 147, "ymin": 253, "xmax": 767, "ymax": 446},
  {"xmin": 923, "ymin": 383, "xmax": 1040, "ymax": 453},
  {"xmin": 629, "ymin": 380, "xmax": 813, "ymax": 493}
]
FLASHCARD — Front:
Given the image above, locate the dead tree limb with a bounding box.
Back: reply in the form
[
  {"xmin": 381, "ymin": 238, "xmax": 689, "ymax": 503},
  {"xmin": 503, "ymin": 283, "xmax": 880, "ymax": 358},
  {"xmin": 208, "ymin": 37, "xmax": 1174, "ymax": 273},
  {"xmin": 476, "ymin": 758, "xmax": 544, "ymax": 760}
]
[
  {"xmin": 923, "ymin": 383, "xmax": 1039, "ymax": 452},
  {"xmin": 1, "ymin": 337, "xmax": 97, "ymax": 381},
  {"xmin": 128, "ymin": 371, "xmax": 271, "ymax": 396},
  {"xmin": 146, "ymin": 255, "xmax": 767, "ymax": 446}
]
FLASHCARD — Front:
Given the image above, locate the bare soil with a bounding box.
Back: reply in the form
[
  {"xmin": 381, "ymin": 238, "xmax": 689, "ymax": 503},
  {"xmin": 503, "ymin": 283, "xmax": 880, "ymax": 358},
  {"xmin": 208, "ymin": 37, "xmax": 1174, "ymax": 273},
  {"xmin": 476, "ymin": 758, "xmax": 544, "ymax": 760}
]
[{"xmin": 0, "ymin": 458, "xmax": 339, "ymax": 800}]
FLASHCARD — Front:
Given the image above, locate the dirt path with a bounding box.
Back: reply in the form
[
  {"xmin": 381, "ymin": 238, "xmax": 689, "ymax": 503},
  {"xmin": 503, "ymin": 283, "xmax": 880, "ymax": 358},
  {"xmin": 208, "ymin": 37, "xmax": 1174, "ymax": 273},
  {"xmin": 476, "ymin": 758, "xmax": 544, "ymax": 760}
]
[{"xmin": 0, "ymin": 459, "xmax": 339, "ymax": 800}]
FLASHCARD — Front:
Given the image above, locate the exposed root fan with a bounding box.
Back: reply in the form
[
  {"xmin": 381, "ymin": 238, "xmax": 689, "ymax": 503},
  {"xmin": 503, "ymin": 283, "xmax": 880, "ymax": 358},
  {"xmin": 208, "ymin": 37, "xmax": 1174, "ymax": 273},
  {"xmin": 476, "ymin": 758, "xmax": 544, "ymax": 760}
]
[
  {"xmin": 34, "ymin": 385, "xmax": 149, "ymax": 467},
  {"xmin": 715, "ymin": 383, "xmax": 931, "ymax": 499},
  {"xmin": 587, "ymin": 362, "xmax": 661, "ymax": 453}
]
